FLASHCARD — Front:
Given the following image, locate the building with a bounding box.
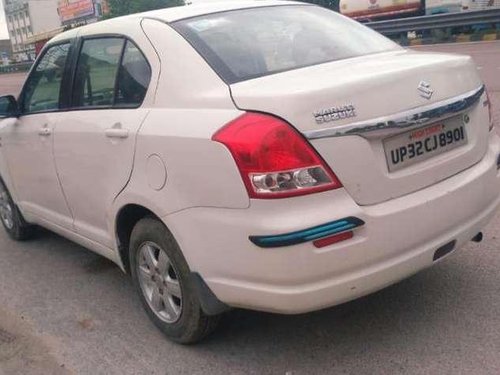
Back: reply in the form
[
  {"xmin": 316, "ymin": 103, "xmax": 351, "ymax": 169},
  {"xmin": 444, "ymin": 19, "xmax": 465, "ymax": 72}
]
[
  {"xmin": 19, "ymin": 0, "xmax": 110, "ymax": 58},
  {"xmin": 57, "ymin": 0, "xmax": 109, "ymax": 27},
  {"xmin": 2, "ymin": 0, "xmax": 61, "ymax": 61},
  {"xmin": 0, "ymin": 39, "xmax": 12, "ymax": 64}
]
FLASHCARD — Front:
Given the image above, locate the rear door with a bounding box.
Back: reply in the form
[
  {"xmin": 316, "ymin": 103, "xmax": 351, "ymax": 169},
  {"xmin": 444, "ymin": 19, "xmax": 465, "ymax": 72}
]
[{"xmin": 53, "ymin": 37, "xmax": 153, "ymax": 247}]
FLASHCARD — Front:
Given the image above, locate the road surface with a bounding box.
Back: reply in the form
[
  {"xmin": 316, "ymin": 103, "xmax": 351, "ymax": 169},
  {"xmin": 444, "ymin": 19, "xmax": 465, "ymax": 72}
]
[{"xmin": 0, "ymin": 41, "xmax": 500, "ymax": 375}]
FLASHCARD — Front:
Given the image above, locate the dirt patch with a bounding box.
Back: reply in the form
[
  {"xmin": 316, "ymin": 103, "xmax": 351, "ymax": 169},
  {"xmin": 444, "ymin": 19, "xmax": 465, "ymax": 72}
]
[
  {"xmin": 0, "ymin": 329, "xmax": 16, "ymax": 345},
  {"xmin": 0, "ymin": 309, "xmax": 71, "ymax": 375},
  {"xmin": 77, "ymin": 318, "xmax": 95, "ymax": 331}
]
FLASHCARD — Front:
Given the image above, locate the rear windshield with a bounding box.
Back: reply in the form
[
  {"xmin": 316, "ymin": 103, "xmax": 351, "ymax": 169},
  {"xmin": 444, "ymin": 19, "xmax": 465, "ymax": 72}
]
[{"xmin": 173, "ymin": 5, "xmax": 400, "ymax": 83}]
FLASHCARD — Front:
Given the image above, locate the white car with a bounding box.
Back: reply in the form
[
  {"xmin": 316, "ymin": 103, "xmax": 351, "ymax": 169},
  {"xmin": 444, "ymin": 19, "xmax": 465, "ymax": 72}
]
[{"xmin": 0, "ymin": 1, "xmax": 498, "ymax": 344}]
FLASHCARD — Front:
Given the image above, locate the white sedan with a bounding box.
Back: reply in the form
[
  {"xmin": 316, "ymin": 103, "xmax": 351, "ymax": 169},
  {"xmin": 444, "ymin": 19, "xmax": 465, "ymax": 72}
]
[{"xmin": 0, "ymin": 1, "xmax": 498, "ymax": 344}]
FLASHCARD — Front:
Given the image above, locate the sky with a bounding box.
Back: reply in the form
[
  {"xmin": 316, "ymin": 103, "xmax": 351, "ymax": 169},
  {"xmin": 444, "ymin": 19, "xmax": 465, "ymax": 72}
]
[{"xmin": 0, "ymin": 2, "xmax": 8, "ymax": 40}]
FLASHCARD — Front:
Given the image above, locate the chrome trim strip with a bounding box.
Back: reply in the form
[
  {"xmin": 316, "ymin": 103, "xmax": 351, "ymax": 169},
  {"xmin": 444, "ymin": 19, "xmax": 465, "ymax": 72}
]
[{"xmin": 304, "ymin": 85, "xmax": 485, "ymax": 140}]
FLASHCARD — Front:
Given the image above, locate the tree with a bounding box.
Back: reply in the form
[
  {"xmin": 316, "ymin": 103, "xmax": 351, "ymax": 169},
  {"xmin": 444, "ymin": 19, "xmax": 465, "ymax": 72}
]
[
  {"xmin": 301, "ymin": 0, "xmax": 340, "ymax": 11},
  {"xmin": 106, "ymin": 0, "xmax": 185, "ymax": 18}
]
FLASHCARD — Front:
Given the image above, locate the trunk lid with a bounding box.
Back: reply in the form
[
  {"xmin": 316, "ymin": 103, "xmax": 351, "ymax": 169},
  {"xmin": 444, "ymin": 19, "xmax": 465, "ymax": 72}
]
[{"xmin": 229, "ymin": 50, "xmax": 488, "ymax": 205}]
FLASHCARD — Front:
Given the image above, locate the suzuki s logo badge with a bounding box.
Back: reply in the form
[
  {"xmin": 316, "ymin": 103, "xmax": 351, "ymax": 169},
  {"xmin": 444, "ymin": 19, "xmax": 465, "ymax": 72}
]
[
  {"xmin": 313, "ymin": 104, "xmax": 356, "ymax": 125},
  {"xmin": 418, "ymin": 81, "xmax": 433, "ymax": 100}
]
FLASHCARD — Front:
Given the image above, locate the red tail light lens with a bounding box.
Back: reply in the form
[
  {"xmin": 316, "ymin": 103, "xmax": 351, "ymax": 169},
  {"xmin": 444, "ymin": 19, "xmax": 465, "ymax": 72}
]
[
  {"xmin": 212, "ymin": 113, "xmax": 342, "ymax": 199},
  {"xmin": 485, "ymin": 89, "xmax": 493, "ymax": 131}
]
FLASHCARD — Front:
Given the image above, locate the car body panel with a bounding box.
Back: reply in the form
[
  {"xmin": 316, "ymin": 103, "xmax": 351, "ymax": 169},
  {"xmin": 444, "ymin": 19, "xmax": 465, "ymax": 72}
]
[
  {"xmin": 109, "ymin": 19, "xmax": 248, "ymax": 223},
  {"xmin": 54, "ymin": 109, "xmax": 151, "ymax": 248},
  {"xmin": 135, "ymin": 0, "xmax": 305, "ymax": 24},
  {"xmin": 230, "ymin": 50, "xmax": 482, "ymax": 132},
  {"xmin": 111, "ymin": 108, "xmax": 248, "ymax": 223},
  {"xmin": 1, "ymin": 113, "xmax": 74, "ymax": 229},
  {"xmin": 229, "ymin": 50, "xmax": 488, "ymax": 205},
  {"xmin": 166, "ymin": 132, "xmax": 500, "ymax": 313},
  {"xmin": 52, "ymin": 19, "xmax": 162, "ymax": 248},
  {"xmin": 140, "ymin": 19, "xmax": 237, "ymax": 110}
]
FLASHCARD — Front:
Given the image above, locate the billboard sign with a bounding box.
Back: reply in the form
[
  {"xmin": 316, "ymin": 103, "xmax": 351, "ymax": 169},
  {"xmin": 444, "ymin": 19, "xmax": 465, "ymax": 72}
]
[{"xmin": 58, "ymin": 0, "xmax": 95, "ymax": 23}]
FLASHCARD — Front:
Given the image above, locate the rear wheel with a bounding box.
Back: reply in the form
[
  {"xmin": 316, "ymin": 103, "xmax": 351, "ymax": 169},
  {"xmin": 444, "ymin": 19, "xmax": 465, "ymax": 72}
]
[
  {"xmin": 129, "ymin": 217, "xmax": 220, "ymax": 344},
  {"xmin": 0, "ymin": 179, "xmax": 35, "ymax": 241}
]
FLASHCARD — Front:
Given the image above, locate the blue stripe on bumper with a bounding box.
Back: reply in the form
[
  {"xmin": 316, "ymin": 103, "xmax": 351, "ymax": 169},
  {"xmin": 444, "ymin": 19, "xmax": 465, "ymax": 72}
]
[{"xmin": 249, "ymin": 217, "xmax": 365, "ymax": 248}]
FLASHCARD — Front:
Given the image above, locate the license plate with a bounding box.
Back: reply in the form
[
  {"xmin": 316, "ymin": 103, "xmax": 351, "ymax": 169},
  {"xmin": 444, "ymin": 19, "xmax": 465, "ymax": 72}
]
[{"xmin": 384, "ymin": 117, "xmax": 468, "ymax": 172}]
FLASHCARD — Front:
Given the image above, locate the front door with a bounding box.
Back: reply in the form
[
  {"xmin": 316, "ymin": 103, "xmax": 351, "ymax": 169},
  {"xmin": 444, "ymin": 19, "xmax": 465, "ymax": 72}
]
[
  {"xmin": 53, "ymin": 38, "xmax": 152, "ymax": 247},
  {"xmin": 2, "ymin": 43, "xmax": 73, "ymax": 228}
]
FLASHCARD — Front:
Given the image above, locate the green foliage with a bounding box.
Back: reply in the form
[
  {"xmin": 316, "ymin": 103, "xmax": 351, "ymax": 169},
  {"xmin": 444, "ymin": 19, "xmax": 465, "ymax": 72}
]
[
  {"xmin": 301, "ymin": 0, "xmax": 340, "ymax": 11},
  {"xmin": 106, "ymin": 0, "xmax": 185, "ymax": 18}
]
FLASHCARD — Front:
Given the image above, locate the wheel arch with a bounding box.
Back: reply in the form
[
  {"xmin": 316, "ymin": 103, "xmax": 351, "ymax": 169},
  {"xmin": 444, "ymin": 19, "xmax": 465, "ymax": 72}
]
[
  {"xmin": 115, "ymin": 203, "xmax": 163, "ymax": 273},
  {"xmin": 114, "ymin": 202, "xmax": 231, "ymax": 316},
  {"xmin": 0, "ymin": 153, "xmax": 19, "ymax": 204}
]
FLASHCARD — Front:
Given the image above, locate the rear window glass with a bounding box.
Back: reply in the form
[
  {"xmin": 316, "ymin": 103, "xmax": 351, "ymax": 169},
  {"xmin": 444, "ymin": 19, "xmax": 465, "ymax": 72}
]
[{"xmin": 173, "ymin": 5, "xmax": 400, "ymax": 83}]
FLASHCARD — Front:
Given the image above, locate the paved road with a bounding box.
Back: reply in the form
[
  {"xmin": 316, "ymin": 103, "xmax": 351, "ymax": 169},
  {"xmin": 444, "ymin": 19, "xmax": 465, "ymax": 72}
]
[
  {"xmin": 0, "ymin": 73, "xmax": 26, "ymax": 97},
  {"xmin": 0, "ymin": 41, "xmax": 500, "ymax": 375}
]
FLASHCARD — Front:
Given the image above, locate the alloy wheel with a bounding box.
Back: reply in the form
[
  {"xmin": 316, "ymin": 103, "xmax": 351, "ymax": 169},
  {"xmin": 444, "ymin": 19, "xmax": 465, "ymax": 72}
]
[
  {"xmin": 0, "ymin": 182, "xmax": 14, "ymax": 230},
  {"xmin": 137, "ymin": 241, "xmax": 183, "ymax": 323}
]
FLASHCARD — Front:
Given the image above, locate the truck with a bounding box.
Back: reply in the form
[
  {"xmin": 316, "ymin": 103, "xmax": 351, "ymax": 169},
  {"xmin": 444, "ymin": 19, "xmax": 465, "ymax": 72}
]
[
  {"xmin": 462, "ymin": 0, "xmax": 500, "ymax": 10},
  {"xmin": 339, "ymin": 0, "xmax": 426, "ymax": 21},
  {"xmin": 339, "ymin": 0, "xmax": 500, "ymax": 21},
  {"xmin": 426, "ymin": 0, "xmax": 463, "ymax": 14},
  {"xmin": 427, "ymin": 0, "xmax": 500, "ymax": 14}
]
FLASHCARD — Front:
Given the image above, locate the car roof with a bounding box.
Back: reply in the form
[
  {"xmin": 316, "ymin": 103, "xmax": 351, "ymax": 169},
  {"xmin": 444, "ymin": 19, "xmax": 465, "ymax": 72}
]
[
  {"xmin": 141, "ymin": 0, "xmax": 304, "ymax": 22},
  {"xmin": 50, "ymin": 0, "xmax": 305, "ymax": 44}
]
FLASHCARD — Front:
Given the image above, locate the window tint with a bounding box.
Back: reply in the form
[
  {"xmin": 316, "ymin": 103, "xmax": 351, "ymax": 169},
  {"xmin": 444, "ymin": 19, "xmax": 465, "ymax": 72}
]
[
  {"xmin": 73, "ymin": 38, "xmax": 124, "ymax": 108},
  {"xmin": 72, "ymin": 38, "xmax": 150, "ymax": 108},
  {"xmin": 173, "ymin": 5, "xmax": 400, "ymax": 83},
  {"xmin": 115, "ymin": 41, "xmax": 151, "ymax": 107},
  {"xmin": 22, "ymin": 43, "xmax": 70, "ymax": 113}
]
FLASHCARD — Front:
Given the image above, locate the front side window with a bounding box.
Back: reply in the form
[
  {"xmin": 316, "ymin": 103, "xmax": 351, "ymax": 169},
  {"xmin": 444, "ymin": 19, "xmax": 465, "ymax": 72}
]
[
  {"xmin": 22, "ymin": 43, "xmax": 70, "ymax": 113},
  {"xmin": 173, "ymin": 5, "xmax": 400, "ymax": 83}
]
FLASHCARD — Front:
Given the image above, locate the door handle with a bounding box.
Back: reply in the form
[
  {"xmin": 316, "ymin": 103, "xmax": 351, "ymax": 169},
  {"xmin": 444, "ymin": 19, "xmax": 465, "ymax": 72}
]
[
  {"xmin": 105, "ymin": 122, "xmax": 129, "ymax": 139},
  {"xmin": 38, "ymin": 127, "xmax": 52, "ymax": 136},
  {"xmin": 105, "ymin": 128, "xmax": 129, "ymax": 139}
]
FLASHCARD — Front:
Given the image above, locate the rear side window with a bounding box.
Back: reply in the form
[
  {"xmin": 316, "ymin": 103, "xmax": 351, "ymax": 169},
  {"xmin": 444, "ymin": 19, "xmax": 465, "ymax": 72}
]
[
  {"xmin": 73, "ymin": 38, "xmax": 123, "ymax": 108},
  {"xmin": 72, "ymin": 38, "xmax": 151, "ymax": 108},
  {"xmin": 173, "ymin": 5, "xmax": 400, "ymax": 83},
  {"xmin": 116, "ymin": 41, "xmax": 152, "ymax": 107}
]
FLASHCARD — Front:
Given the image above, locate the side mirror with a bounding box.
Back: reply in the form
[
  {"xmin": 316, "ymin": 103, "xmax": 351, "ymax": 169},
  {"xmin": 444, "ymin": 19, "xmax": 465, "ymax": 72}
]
[{"xmin": 0, "ymin": 95, "xmax": 19, "ymax": 119}]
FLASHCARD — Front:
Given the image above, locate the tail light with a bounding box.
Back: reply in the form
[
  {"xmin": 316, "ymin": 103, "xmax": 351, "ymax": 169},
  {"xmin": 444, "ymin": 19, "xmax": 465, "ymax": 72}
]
[
  {"xmin": 212, "ymin": 113, "xmax": 342, "ymax": 199},
  {"xmin": 485, "ymin": 89, "xmax": 493, "ymax": 131}
]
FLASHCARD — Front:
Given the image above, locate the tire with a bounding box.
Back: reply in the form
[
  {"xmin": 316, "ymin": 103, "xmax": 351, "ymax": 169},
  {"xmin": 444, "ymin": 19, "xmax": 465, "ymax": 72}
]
[
  {"xmin": 129, "ymin": 217, "xmax": 220, "ymax": 344},
  {"xmin": 0, "ymin": 179, "xmax": 35, "ymax": 241}
]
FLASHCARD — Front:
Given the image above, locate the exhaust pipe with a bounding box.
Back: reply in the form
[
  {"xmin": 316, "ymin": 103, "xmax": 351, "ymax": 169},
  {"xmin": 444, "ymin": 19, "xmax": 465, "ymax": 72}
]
[{"xmin": 471, "ymin": 232, "xmax": 483, "ymax": 243}]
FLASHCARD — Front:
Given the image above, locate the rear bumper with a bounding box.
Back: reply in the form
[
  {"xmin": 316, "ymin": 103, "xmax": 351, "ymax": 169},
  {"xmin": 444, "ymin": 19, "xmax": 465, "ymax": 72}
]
[{"xmin": 166, "ymin": 133, "xmax": 500, "ymax": 314}]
